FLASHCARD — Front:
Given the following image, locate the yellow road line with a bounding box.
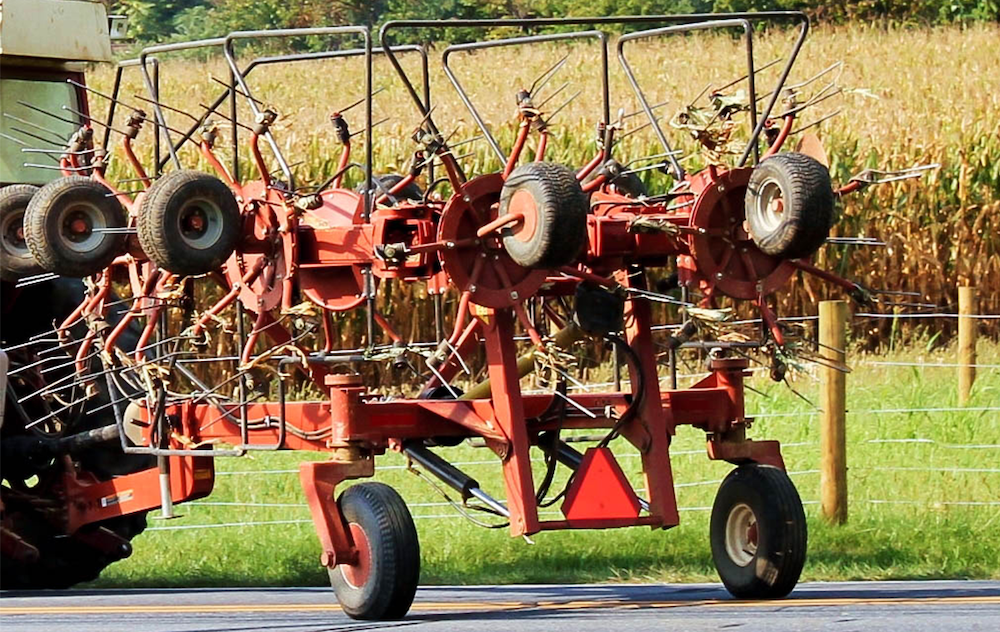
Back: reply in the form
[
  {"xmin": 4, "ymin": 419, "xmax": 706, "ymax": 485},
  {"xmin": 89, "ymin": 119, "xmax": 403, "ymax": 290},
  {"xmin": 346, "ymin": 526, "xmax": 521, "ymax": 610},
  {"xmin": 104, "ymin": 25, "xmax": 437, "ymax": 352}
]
[{"xmin": 1, "ymin": 595, "xmax": 998, "ymax": 616}]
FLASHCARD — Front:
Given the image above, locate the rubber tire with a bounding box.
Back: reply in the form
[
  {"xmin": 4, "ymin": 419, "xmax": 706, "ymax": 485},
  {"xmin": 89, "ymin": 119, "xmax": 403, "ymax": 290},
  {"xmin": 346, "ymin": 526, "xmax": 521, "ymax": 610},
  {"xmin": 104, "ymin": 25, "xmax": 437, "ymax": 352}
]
[
  {"xmin": 609, "ymin": 171, "xmax": 647, "ymax": 198},
  {"xmin": 24, "ymin": 176, "xmax": 127, "ymax": 278},
  {"xmin": 710, "ymin": 464, "xmax": 807, "ymax": 599},
  {"xmin": 498, "ymin": 162, "xmax": 588, "ymax": 269},
  {"xmin": 329, "ymin": 482, "xmax": 420, "ymax": 620},
  {"xmin": 744, "ymin": 152, "xmax": 834, "ymax": 260},
  {"xmin": 0, "ymin": 512, "xmax": 147, "ymax": 589},
  {"xmin": 0, "ymin": 184, "xmax": 43, "ymax": 281},
  {"xmin": 360, "ymin": 174, "xmax": 424, "ymax": 202},
  {"xmin": 137, "ymin": 170, "xmax": 241, "ymax": 276}
]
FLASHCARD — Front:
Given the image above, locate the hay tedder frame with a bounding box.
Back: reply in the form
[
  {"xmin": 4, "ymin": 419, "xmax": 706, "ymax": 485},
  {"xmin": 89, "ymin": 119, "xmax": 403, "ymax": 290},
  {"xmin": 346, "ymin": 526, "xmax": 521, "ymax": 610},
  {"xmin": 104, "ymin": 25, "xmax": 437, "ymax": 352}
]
[{"xmin": 1, "ymin": 11, "xmax": 935, "ymax": 620}]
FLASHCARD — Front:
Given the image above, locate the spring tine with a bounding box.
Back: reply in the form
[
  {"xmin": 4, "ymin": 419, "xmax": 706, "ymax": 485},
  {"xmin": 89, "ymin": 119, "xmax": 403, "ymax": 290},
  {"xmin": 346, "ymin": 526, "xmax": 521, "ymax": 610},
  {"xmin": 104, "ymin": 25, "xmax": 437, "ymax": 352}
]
[
  {"xmin": 543, "ymin": 89, "xmax": 582, "ymax": 124},
  {"xmin": 91, "ymin": 227, "xmax": 138, "ymax": 234},
  {"xmin": 335, "ymin": 86, "xmax": 386, "ymax": 115},
  {"xmin": 25, "ymin": 394, "xmax": 93, "ymax": 430},
  {"xmin": 528, "ymin": 53, "xmax": 570, "ymax": 98},
  {"xmin": 716, "ymin": 57, "xmax": 784, "ymax": 97},
  {"xmin": 10, "ymin": 129, "xmax": 63, "ymax": 148},
  {"xmin": 348, "ymin": 117, "xmax": 389, "ymax": 138},
  {"xmin": 624, "ymin": 150, "xmax": 684, "ymax": 168},
  {"xmin": 1, "ymin": 134, "xmax": 60, "ymax": 164},
  {"xmin": 197, "ymin": 103, "xmax": 254, "ymax": 132},
  {"xmin": 16, "ymin": 100, "xmax": 80, "ymax": 126},
  {"xmin": 0, "ymin": 131, "xmax": 31, "ymax": 146},
  {"xmin": 789, "ymin": 109, "xmax": 841, "ymax": 136},
  {"xmin": 132, "ymin": 93, "xmax": 200, "ymax": 124},
  {"xmin": 3, "ymin": 113, "xmax": 69, "ymax": 142},
  {"xmin": 873, "ymin": 289, "xmax": 922, "ymax": 297},
  {"xmin": 535, "ymin": 81, "xmax": 570, "ymax": 110},
  {"xmin": 617, "ymin": 117, "xmax": 661, "ymax": 141},
  {"xmin": 785, "ymin": 61, "xmax": 844, "ymax": 92},
  {"xmin": 66, "ymin": 79, "xmax": 141, "ymax": 112},
  {"xmin": 851, "ymin": 163, "xmax": 940, "ymax": 185},
  {"xmin": 23, "ymin": 162, "xmax": 91, "ymax": 172},
  {"xmin": 60, "ymin": 105, "xmax": 129, "ymax": 136},
  {"xmin": 22, "ymin": 147, "xmax": 96, "ymax": 155},
  {"xmin": 448, "ymin": 134, "xmax": 485, "ymax": 149},
  {"xmin": 208, "ymin": 75, "xmax": 270, "ymax": 110},
  {"xmin": 14, "ymin": 273, "xmax": 61, "ymax": 288},
  {"xmin": 622, "ymin": 99, "xmax": 670, "ymax": 121}
]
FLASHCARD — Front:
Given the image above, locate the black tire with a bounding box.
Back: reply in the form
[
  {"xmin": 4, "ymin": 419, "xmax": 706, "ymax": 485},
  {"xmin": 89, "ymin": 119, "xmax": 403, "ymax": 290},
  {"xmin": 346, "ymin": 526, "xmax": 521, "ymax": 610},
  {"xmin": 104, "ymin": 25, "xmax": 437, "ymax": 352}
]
[
  {"xmin": 609, "ymin": 171, "xmax": 647, "ymax": 198},
  {"xmin": 710, "ymin": 464, "xmax": 807, "ymax": 599},
  {"xmin": 137, "ymin": 170, "xmax": 241, "ymax": 276},
  {"xmin": 0, "ymin": 184, "xmax": 43, "ymax": 281},
  {"xmin": 361, "ymin": 174, "xmax": 424, "ymax": 202},
  {"xmin": 24, "ymin": 177, "xmax": 127, "ymax": 278},
  {"xmin": 329, "ymin": 482, "xmax": 420, "ymax": 620},
  {"xmin": 0, "ymin": 512, "xmax": 147, "ymax": 589},
  {"xmin": 744, "ymin": 152, "xmax": 834, "ymax": 260},
  {"xmin": 498, "ymin": 162, "xmax": 588, "ymax": 269}
]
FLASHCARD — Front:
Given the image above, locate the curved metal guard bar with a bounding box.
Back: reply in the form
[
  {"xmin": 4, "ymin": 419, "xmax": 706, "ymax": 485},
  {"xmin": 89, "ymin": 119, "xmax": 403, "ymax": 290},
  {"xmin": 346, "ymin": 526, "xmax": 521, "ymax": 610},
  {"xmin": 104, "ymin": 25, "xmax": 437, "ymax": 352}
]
[
  {"xmin": 222, "ymin": 27, "xmax": 372, "ymax": 197},
  {"xmin": 441, "ymin": 30, "xmax": 609, "ymax": 166},
  {"xmin": 618, "ymin": 18, "xmax": 753, "ymax": 180},
  {"xmin": 618, "ymin": 11, "xmax": 808, "ymax": 177}
]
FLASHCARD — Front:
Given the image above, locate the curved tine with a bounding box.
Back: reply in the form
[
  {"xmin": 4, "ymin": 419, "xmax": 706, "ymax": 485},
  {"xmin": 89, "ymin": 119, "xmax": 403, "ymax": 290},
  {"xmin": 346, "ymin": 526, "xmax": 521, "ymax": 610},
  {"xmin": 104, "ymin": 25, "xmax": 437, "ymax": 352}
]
[
  {"xmin": 3, "ymin": 113, "xmax": 69, "ymax": 142},
  {"xmin": 66, "ymin": 78, "xmax": 142, "ymax": 113},
  {"xmin": 132, "ymin": 93, "xmax": 201, "ymax": 124},
  {"xmin": 528, "ymin": 53, "xmax": 570, "ymax": 97}
]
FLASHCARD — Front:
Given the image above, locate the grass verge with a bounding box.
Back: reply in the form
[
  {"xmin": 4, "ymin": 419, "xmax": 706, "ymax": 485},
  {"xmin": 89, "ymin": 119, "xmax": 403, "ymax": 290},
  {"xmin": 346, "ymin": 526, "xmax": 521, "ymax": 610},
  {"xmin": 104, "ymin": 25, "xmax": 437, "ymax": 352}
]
[{"xmin": 93, "ymin": 339, "xmax": 1000, "ymax": 587}]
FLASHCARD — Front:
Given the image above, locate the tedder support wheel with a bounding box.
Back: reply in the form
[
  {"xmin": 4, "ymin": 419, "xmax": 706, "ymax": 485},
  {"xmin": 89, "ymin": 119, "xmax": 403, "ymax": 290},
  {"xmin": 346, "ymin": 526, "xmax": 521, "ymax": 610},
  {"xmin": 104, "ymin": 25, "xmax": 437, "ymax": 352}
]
[
  {"xmin": 137, "ymin": 170, "xmax": 241, "ymax": 276},
  {"xmin": 24, "ymin": 177, "xmax": 127, "ymax": 278},
  {"xmin": 0, "ymin": 184, "xmax": 43, "ymax": 281},
  {"xmin": 499, "ymin": 161, "xmax": 588, "ymax": 269},
  {"xmin": 329, "ymin": 482, "xmax": 420, "ymax": 620},
  {"xmin": 710, "ymin": 463, "xmax": 807, "ymax": 599},
  {"xmin": 744, "ymin": 152, "xmax": 834, "ymax": 260}
]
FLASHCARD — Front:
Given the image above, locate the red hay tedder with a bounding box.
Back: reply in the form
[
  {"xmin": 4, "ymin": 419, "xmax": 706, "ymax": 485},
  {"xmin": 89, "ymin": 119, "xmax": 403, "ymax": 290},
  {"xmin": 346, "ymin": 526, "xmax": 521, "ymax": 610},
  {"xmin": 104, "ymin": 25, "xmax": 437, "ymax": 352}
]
[{"xmin": 0, "ymin": 12, "xmax": 935, "ymax": 620}]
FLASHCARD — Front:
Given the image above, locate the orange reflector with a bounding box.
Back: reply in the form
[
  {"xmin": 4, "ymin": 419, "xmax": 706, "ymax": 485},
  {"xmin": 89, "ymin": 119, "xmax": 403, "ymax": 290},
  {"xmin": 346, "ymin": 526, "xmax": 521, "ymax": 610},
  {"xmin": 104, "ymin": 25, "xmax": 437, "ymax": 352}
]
[{"xmin": 561, "ymin": 447, "xmax": 641, "ymax": 521}]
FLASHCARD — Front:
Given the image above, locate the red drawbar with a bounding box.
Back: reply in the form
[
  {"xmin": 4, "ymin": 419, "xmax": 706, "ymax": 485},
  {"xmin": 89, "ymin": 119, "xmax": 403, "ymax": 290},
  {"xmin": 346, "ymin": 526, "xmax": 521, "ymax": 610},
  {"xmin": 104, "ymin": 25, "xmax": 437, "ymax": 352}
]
[{"xmin": 561, "ymin": 447, "xmax": 641, "ymax": 522}]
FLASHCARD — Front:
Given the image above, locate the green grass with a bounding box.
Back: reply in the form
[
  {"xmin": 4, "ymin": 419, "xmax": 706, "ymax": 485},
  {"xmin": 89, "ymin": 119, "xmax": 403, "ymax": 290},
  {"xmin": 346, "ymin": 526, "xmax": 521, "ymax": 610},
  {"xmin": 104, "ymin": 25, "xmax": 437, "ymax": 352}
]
[{"xmin": 91, "ymin": 339, "xmax": 1000, "ymax": 587}]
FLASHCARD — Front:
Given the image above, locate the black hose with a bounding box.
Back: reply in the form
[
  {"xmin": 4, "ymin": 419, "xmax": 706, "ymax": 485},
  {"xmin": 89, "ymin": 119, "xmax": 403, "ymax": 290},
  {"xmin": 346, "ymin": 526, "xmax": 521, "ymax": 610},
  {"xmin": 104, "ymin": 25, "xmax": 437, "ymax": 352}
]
[{"xmin": 598, "ymin": 333, "xmax": 646, "ymax": 448}]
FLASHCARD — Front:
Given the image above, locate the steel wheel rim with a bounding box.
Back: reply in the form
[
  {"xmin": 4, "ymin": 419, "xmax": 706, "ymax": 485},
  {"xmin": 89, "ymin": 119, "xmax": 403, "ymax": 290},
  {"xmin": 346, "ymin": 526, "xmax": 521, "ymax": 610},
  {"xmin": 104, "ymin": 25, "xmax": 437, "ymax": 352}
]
[
  {"xmin": 176, "ymin": 197, "xmax": 224, "ymax": 250},
  {"xmin": 751, "ymin": 177, "xmax": 785, "ymax": 235},
  {"xmin": 1, "ymin": 209, "xmax": 29, "ymax": 258},
  {"xmin": 724, "ymin": 502, "xmax": 758, "ymax": 567},
  {"xmin": 58, "ymin": 202, "xmax": 106, "ymax": 253}
]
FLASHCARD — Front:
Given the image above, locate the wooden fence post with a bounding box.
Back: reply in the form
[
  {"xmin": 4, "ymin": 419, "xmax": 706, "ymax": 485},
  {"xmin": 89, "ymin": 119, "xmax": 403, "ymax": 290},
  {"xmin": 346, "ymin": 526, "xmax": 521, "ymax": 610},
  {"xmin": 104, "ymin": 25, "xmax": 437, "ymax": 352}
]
[
  {"xmin": 958, "ymin": 286, "xmax": 977, "ymax": 406},
  {"xmin": 820, "ymin": 299, "xmax": 848, "ymax": 524}
]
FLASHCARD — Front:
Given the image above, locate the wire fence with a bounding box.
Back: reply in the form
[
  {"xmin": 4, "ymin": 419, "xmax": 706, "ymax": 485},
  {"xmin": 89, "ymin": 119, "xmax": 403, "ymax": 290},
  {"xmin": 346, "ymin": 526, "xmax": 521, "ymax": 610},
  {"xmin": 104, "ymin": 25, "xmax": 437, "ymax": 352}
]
[{"xmin": 137, "ymin": 306, "xmax": 998, "ymax": 534}]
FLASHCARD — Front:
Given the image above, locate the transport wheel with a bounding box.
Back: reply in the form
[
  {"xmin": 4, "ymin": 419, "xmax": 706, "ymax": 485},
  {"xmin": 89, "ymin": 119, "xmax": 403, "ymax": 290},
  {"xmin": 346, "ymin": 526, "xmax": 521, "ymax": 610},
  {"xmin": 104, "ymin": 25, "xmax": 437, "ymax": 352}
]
[
  {"xmin": 498, "ymin": 161, "xmax": 588, "ymax": 269},
  {"xmin": 137, "ymin": 170, "xmax": 241, "ymax": 276},
  {"xmin": 330, "ymin": 482, "xmax": 420, "ymax": 620},
  {"xmin": 744, "ymin": 152, "xmax": 834, "ymax": 260},
  {"xmin": 710, "ymin": 463, "xmax": 807, "ymax": 599},
  {"xmin": 24, "ymin": 177, "xmax": 127, "ymax": 278},
  {"xmin": 362, "ymin": 174, "xmax": 424, "ymax": 202},
  {"xmin": 0, "ymin": 184, "xmax": 43, "ymax": 281}
]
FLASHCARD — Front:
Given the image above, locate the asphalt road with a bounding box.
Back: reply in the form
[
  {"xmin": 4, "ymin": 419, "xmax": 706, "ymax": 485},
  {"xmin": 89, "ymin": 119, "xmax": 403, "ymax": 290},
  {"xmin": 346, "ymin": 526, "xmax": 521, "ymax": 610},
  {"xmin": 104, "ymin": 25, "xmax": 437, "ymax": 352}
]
[{"xmin": 2, "ymin": 580, "xmax": 999, "ymax": 632}]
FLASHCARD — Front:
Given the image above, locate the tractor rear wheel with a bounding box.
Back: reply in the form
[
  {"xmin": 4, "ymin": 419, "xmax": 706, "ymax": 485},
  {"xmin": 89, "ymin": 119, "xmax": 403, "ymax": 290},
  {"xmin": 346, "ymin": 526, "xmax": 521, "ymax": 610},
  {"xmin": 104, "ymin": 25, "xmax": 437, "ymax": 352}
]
[
  {"xmin": 24, "ymin": 177, "xmax": 127, "ymax": 278},
  {"xmin": 498, "ymin": 161, "xmax": 588, "ymax": 269},
  {"xmin": 0, "ymin": 184, "xmax": 43, "ymax": 281},
  {"xmin": 744, "ymin": 152, "xmax": 834, "ymax": 260},
  {"xmin": 329, "ymin": 482, "xmax": 420, "ymax": 620},
  {"xmin": 710, "ymin": 463, "xmax": 806, "ymax": 599}
]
